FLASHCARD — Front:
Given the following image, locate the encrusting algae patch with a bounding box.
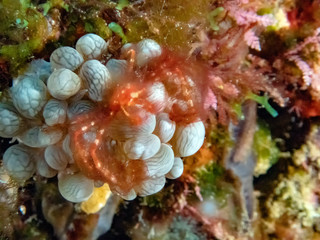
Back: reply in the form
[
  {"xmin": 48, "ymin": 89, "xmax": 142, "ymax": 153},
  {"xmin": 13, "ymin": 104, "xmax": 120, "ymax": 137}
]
[{"xmin": 81, "ymin": 184, "xmax": 112, "ymax": 214}]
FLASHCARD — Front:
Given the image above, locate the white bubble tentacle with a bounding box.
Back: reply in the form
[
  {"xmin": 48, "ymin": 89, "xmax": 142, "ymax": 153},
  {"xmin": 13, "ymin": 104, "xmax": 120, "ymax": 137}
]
[
  {"xmin": 0, "ymin": 103, "xmax": 25, "ymax": 138},
  {"xmin": 58, "ymin": 172, "xmax": 94, "ymax": 203},
  {"xmin": 135, "ymin": 176, "xmax": 166, "ymax": 197},
  {"xmin": 3, "ymin": 144, "xmax": 36, "ymax": 182},
  {"xmin": 108, "ymin": 110, "xmax": 156, "ymax": 141},
  {"xmin": 18, "ymin": 125, "xmax": 64, "ymax": 148},
  {"xmin": 123, "ymin": 134, "xmax": 161, "ymax": 160},
  {"xmin": 36, "ymin": 153, "xmax": 57, "ymax": 178},
  {"xmin": 136, "ymin": 39, "xmax": 162, "ymax": 67},
  {"xmin": 43, "ymin": 99, "xmax": 68, "ymax": 126},
  {"xmin": 76, "ymin": 33, "xmax": 108, "ymax": 60},
  {"xmin": 44, "ymin": 145, "xmax": 70, "ymax": 171},
  {"xmin": 50, "ymin": 46, "xmax": 84, "ymax": 71},
  {"xmin": 144, "ymin": 143, "xmax": 174, "ymax": 178},
  {"xmin": 106, "ymin": 59, "xmax": 128, "ymax": 81},
  {"xmin": 80, "ymin": 60, "xmax": 112, "ymax": 101},
  {"xmin": 166, "ymin": 157, "xmax": 184, "ymax": 179},
  {"xmin": 11, "ymin": 76, "xmax": 48, "ymax": 119},
  {"xmin": 67, "ymin": 100, "xmax": 95, "ymax": 120},
  {"xmin": 171, "ymin": 121, "xmax": 205, "ymax": 157},
  {"xmin": 47, "ymin": 68, "xmax": 82, "ymax": 100},
  {"xmin": 153, "ymin": 112, "xmax": 176, "ymax": 143}
]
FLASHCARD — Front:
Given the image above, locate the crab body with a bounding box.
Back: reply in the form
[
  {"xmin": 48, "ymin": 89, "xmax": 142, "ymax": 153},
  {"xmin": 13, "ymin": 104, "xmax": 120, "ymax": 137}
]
[{"xmin": 69, "ymin": 44, "xmax": 208, "ymax": 197}]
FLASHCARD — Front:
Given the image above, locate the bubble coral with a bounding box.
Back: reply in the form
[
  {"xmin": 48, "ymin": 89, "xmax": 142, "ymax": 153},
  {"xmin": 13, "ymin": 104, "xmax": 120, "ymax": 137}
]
[{"xmin": 0, "ymin": 33, "xmax": 208, "ymax": 202}]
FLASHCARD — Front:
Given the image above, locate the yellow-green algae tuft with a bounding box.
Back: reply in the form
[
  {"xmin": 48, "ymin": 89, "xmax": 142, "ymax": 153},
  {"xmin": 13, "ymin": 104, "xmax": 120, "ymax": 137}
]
[
  {"xmin": 0, "ymin": 0, "xmax": 57, "ymax": 74},
  {"xmin": 253, "ymin": 121, "xmax": 280, "ymax": 176},
  {"xmin": 126, "ymin": 0, "xmax": 213, "ymax": 51},
  {"xmin": 265, "ymin": 168, "xmax": 320, "ymax": 233}
]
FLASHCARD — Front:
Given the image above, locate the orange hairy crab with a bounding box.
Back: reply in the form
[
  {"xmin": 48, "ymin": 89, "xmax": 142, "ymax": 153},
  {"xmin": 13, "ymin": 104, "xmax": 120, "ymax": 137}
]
[{"xmin": 69, "ymin": 46, "xmax": 209, "ymax": 196}]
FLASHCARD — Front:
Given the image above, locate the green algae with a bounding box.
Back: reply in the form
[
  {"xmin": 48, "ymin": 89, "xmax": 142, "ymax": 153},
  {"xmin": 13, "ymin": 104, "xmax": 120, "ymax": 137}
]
[
  {"xmin": 0, "ymin": 0, "xmax": 115, "ymax": 75},
  {"xmin": 15, "ymin": 219, "xmax": 49, "ymax": 240},
  {"xmin": 266, "ymin": 168, "xmax": 320, "ymax": 228},
  {"xmin": 126, "ymin": 0, "xmax": 213, "ymax": 51},
  {"xmin": 0, "ymin": 0, "xmax": 48, "ymax": 74},
  {"xmin": 109, "ymin": 22, "xmax": 127, "ymax": 44},
  {"xmin": 208, "ymin": 7, "xmax": 225, "ymax": 31},
  {"xmin": 56, "ymin": 3, "xmax": 113, "ymax": 47},
  {"xmin": 246, "ymin": 93, "xmax": 278, "ymax": 117},
  {"xmin": 293, "ymin": 125, "xmax": 320, "ymax": 168},
  {"xmin": 253, "ymin": 121, "xmax": 280, "ymax": 176},
  {"xmin": 141, "ymin": 183, "xmax": 177, "ymax": 211},
  {"xmin": 164, "ymin": 216, "xmax": 207, "ymax": 240},
  {"xmin": 0, "ymin": 0, "xmax": 215, "ymax": 74},
  {"xmin": 85, "ymin": 17, "xmax": 112, "ymax": 40},
  {"xmin": 39, "ymin": 0, "xmax": 69, "ymax": 16},
  {"xmin": 116, "ymin": 0, "xmax": 129, "ymax": 11},
  {"xmin": 195, "ymin": 162, "xmax": 230, "ymax": 207}
]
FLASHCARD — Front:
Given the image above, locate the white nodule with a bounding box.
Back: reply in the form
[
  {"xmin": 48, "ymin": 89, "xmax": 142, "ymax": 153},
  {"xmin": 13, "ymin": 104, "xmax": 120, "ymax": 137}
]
[
  {"xmin": 76, "ymin": 33, "xmax": 108, "ymax": 60},
  {"xmin": 36, "ymin": 153, "xmax": 57, "ymax": 178},
  {"xmin": 43, "ymin": 99, "xmax": 68, "ymax": 126},
  {"xmin": 123, "ymin": 134, "xmax": 161, "ymax": 160},
  {"xmin": 80, "ymin": 60, "xmax": 112, "ymax": 101},
  {"xmin": 50, "ymin": 46, "xmax": 84, "ymax": 71},
  {"xmin": 135, "ymin": 176, "xmax": 166, "ymax": 197},
  {"xmin": 153, "ymin": 112, "xmax": 176, "ymax": 143},
  {"xmin": 108, "ymin": 110, "xmax": 156, "ymax": 141},
  {"xmin": 3, "ymin": 144, "xmax": 36, "ymax": 182},
  {"xmin": 171, "ymin": 121, "xmax": 205, "ymax": 157},
  {"xmin": 136, "ymin": 39, "xmax": 162, "ymax": 67},
  {"xmin": 67, "ymin": 100, "xmax": 94, "ymax": 120},
  {"xmin": 11, "ymin": 76, "xmax": 48, "ymax": 119},
  {"xmin": 119, "ymin": 189, "xmax": 137, "ymax": 201},
  {"xmin": 47, "ymin": 68, "xmax": 82, "ymax": 100},
  {"xmin": 165, "ymin": 157, "xmax": 184, "ymax": 179},
  {"xmin": 62, "ymin": 134, "xmax": 74, "ymax": 164},
  {"xmin": 106, "ymin": 59, "xmax": 128, "ymax": 81},
  {"xmin": 146, "ymin": 82, "xmax": 167, "ymax": 113},
  {"xmin": 18, "ymin": 126, "xmax": 64, "ymax": 148},
  {"xmin": 144, "ymin": 143, "xmax": 174, "ymax": 178},
  {"xmin": 44, "ymin": 145, "xmax": 69, "ymax": 171},
  {"xmin": 0, "ymin": 103, "xmax": 24, "ymax": 138},
  {"xmin": 58, "ymin": 172, "xmax": 94, "ymax": 203}
]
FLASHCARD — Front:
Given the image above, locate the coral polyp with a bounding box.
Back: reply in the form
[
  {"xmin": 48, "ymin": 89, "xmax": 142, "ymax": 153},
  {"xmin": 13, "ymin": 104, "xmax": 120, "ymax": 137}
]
[{"xmin": 0, "ymin": 33, "xmax": 206, "ymax": 202}]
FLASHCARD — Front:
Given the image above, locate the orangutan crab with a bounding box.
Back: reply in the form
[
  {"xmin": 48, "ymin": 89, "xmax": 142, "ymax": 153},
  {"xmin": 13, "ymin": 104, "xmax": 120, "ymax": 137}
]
[{"xmin": 1, "ymin": 34, "xmax": 207, "ymax": 202}]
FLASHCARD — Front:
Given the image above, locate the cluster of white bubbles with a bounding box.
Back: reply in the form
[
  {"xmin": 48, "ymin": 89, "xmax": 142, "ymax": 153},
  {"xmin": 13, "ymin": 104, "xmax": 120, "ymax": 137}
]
[{"xmin": 0, "ymin": 34, "xmax": 205, "ymax": 202}]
